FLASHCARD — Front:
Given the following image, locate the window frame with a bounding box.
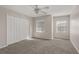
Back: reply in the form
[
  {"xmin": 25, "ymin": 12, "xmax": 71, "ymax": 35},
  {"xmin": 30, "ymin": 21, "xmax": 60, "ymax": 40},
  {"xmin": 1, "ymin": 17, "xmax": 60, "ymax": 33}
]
[{"xmin": 35, "ymin": 19, "xmax": 44, "ymax": 33}]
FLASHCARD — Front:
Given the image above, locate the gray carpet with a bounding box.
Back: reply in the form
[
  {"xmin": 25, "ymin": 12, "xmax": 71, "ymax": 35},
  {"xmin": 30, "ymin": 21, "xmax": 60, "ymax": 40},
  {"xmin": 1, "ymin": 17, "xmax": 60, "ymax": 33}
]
[{"xmin": 0, "ymin": 38, "xmax": 78, "ymax": 54}]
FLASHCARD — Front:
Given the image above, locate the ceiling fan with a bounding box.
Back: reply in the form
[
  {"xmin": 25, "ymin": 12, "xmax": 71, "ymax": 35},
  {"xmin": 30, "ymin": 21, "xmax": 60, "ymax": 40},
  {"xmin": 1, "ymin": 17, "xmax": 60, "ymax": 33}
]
[{"xmin": 33, "ymin": 5, "xmax": 49, "ymax": 15}]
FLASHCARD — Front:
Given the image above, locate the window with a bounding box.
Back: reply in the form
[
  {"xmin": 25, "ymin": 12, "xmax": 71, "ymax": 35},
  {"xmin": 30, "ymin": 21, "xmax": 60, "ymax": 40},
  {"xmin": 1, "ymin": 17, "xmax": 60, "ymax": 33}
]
[
  {"xmin": 56, "ymin": 20, "xmax": 67, "ymax": 33},
  {"xmin": 36, "ymin": 19, "xmax": 44, "ymax": 32}
]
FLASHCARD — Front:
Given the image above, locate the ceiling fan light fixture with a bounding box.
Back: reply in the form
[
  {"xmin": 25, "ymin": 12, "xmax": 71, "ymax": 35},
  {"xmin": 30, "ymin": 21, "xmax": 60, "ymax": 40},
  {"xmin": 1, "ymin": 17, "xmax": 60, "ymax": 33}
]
[
  {"xmin": 34, "ymin": 8, "xmax": 39, "ymax": 14},
  {"xmin": 33, "ymin": 5, "xmax": 49, "ymax": 16}
]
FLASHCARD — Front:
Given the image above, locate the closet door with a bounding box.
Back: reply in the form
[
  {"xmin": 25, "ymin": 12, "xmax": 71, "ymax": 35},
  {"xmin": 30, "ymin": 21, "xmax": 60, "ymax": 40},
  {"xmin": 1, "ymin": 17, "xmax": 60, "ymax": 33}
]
[{"xmin": 7, "ymin": 15, "xmax": 30, "ymax": 45}]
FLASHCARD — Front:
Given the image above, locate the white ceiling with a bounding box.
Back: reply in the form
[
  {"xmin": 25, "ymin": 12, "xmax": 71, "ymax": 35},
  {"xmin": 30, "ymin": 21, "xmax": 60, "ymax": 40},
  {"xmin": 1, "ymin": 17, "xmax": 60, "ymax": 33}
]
[{"xmin": 0, "ymin": 5, "xmax": 76, "ymax": 17}]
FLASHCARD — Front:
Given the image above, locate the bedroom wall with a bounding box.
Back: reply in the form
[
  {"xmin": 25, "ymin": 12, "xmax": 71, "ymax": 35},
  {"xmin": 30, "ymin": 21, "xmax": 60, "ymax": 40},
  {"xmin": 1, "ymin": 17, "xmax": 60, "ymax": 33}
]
[
  {"xmin": 32, "ymin": 15, "xmax": 52, "ymax": 39},
  {"xmin": 70, "ymin": 6, "xmax": 79, "ymax": 53}
]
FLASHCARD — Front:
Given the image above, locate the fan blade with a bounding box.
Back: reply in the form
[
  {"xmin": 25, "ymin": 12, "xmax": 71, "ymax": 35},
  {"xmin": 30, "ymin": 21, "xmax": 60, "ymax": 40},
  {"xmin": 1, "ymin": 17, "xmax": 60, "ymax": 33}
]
[
  {"xmin": 28, "ymin": 5, "xmax": 35, "ymax": 9},
  {"xmin": 40, "ymin": 10, "xmax": 47, "ymax": 14},
  {"xmin": 41, "ymin": 7, "xmax": 49, "ymax": 10}
]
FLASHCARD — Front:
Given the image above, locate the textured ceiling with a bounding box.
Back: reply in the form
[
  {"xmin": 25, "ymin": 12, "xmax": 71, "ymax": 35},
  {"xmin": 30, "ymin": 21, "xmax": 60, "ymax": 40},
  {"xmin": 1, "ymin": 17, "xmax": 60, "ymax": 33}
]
[{"xmin": 0, "ymin": 5, "xmax": 76, "ymax": 17}]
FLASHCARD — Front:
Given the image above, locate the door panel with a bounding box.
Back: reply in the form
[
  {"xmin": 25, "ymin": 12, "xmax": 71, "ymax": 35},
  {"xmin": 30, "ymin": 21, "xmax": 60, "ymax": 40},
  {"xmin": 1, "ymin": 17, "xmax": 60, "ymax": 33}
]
[
  {"xmin": 7, "ymin": 15, "xmax": 30, "ymax": 45},
  {"xmin": 53, "ymin": 15, "xmax": 70, "ymax": 39}
]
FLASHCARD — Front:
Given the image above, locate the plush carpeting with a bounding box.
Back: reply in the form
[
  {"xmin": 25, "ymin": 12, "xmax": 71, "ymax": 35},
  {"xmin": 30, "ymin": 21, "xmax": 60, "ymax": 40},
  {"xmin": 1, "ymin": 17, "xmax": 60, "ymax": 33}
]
[{"xmin": 0, "ymin": 38, "xmax": 78, "ymax": 54}]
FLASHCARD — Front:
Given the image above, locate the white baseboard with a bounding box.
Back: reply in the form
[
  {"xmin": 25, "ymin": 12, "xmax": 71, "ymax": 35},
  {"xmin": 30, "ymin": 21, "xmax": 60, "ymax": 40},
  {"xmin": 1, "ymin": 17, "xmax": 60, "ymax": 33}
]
[
  {"xmin": 7, "ymin": 39, "xmax": 26, "ymax": 46},
  {"xmin": 0, "ymin": 45, "xmax": 8, "ymax": 49},
  {"xmin": 70, "ymin": 40, "xmax": 79, "ymax": 53},
  {"xmin": 74, "ymin": 47, "xmax": 79, "ymax": 53}
]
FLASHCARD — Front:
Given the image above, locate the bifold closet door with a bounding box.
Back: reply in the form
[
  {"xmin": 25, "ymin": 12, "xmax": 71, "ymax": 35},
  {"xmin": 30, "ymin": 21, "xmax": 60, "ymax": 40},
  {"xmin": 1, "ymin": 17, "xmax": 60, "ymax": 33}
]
[{"xmin": 7, "ymin": 15, "xmax": 30, "ymax": 45}]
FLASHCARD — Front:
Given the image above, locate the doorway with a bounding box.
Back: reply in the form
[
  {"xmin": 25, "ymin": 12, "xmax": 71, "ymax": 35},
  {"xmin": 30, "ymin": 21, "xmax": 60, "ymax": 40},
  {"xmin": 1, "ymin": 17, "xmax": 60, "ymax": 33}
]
[{"xmin": 53, "ymin": 15, "xmax": 70, "ymax": 39}]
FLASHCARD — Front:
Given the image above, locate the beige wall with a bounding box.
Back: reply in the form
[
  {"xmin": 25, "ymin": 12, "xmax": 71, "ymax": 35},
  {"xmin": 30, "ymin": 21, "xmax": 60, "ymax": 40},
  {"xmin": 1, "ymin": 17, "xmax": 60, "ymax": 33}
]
[
  {"xmin": 0, "ymin": 7, "xmax": 31, "ymax": 48},
  {"xmin": 70, "ymin": 6, "xmax": 79, "ymax": 53},
  {"xmin": 32, "ymin": 15, "xmax": 52, "ymax": 39}
]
